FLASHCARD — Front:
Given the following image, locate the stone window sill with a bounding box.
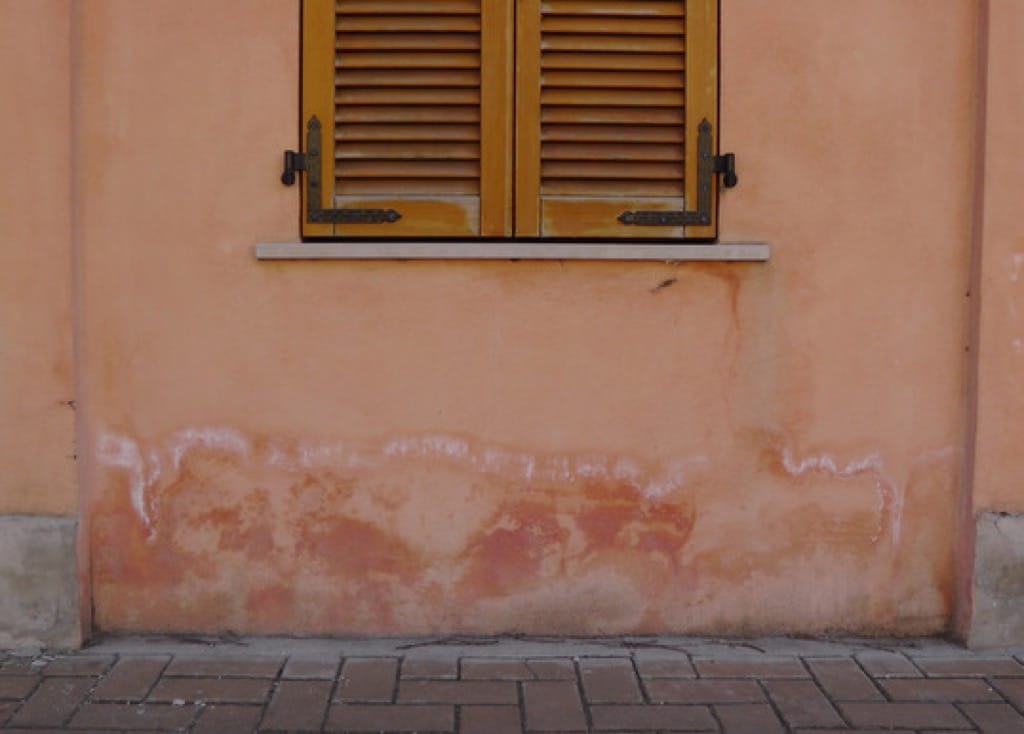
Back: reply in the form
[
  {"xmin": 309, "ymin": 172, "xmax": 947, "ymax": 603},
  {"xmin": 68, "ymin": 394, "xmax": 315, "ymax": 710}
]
[{"xmin": 254, "ymin": 241, "xmax": 770, "ymax": 262}]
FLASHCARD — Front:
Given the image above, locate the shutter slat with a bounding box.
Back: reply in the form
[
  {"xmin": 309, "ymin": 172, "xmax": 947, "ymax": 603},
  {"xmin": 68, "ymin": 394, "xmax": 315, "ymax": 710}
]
[
  {"xmin": 336, "ymin": 106, "xmax": 480, "ymax": 123},
  {"xmin": 542, "ymin": 142, "xmax": 681, "ymax": 161},
  {"xmin": 336, "ymin": 69, "xmax": 480, "ymax": 87},
  {"xmin": 543, "ymin": 0, "xmax": 684, "ymax": 16},
  {"xmin": 337, "ymin": 88, "xmax": 481, "ymax": 105},
  {"xmin": 336, "ymin": 160, "xmax": 480, "ymax": 178},
  {"xmin": 543, "ymin": 161, "xmax": 683, "ymax": 179},
  {"xmin": 543, "ymin": 52, "xmax": 683, "ymax": 70},
  {"xmin": 337, "ymin": 52, "xmax": 480, "ymax": 69},
  {"xmin": 543, "ymin": 124, "xmax": 684, "ymax": 142},
  {"xmin": 337, "ymin": 16, "xmax": 481, "ymax": 31},
  {"xmin": 543, "ymin": 106, "xmax": 684, "ymax": 125},
  {"xmin": 543, "ymin": 17, "xmax": 683, "ymax": 34},
  {"xmin": 542, "ymin": 70, "xmax": 683, "ymax": 89},
  {"xmin": 337, "ymin": 33, "xmax": 480, "ymax": 51},
  {"xmin": 542, "ymin": 89, "xmax": 684, "ymax": 106},
  {"xmin": 542, "ymin": 34, "xmax": 684, "ymax": 53},
  {"xmin": 338, "ymin": 0, "xmax": 479, "ymax": 14},
  {"xmin": 337, "ymin": 142, "xmax": 480, "ymax": 160},
  {"xmin": 338, "ymin": 123, "xmax": 480, "ymax": 141}
]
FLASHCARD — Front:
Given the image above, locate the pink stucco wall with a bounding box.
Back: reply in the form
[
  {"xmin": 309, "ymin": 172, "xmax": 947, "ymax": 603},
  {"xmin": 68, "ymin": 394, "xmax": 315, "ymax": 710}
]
[
  {"xmin": 70, "ymin": 0, "xmax": 972, "ymax": 636},
  {"xmin": 0, "ymin": 0, "xmax": 76, "ymax": 516},
  {"xmin": 4, "ymin": 0, "xmax": 1021, "ymax": 638},
  {"xmin": 974, "ymin": 0, "xmax": 1024, "ymax": 514}
]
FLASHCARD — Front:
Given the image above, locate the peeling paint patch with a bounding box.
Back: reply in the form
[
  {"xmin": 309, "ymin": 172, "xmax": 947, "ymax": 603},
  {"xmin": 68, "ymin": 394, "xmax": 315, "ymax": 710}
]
[
  {"xmin": 1011, "ymin": 253, "xmax": 1024, "ymax": 282},
  {"xmin": 96, "ymin": 432, "xmax": 152, "ymax": 538},
  {"xmin": 169, "ymin": 427, "xmax": 249, "ymax": 470},
  {"xmin": 780, "ymin": 447, "xmax": 900, "ymax": 544}
]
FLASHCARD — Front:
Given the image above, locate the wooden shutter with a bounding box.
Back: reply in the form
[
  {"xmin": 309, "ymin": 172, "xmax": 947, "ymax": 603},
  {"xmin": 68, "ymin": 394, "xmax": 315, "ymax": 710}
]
[
  {"xmin": 515, "ymin": 0, "xmax": 718, "ymax": 238},
  {"xmin": 302, "ymin": 0, "xmax": 512, "ymax": 237}
]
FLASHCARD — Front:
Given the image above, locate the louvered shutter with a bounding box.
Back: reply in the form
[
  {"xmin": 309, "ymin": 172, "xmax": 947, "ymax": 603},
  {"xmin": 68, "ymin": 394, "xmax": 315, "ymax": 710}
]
[
  {"xmin": 301, "ymin": 0, "xmax": 512, "ymax": 237},
  {"xmin": 515, "ymin": 0, "xmax": 718, "ymax": 238}
]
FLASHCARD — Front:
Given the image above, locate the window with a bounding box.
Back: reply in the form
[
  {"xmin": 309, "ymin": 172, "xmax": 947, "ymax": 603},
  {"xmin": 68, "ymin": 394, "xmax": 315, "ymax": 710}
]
[{"xmin": 299, "ymin": 0, "xmax": 720, "ymax": 240}]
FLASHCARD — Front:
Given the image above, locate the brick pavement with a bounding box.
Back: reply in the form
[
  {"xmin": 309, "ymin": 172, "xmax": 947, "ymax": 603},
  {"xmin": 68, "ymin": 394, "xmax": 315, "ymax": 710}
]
[{"xmin": 2, "ymin": 636, "xmax": 1024, "ymax": 732}]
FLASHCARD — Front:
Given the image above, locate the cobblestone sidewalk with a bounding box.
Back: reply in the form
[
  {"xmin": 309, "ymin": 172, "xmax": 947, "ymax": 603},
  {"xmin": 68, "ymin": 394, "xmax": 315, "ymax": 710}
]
[{"xmin": 3, "ymin": 636, "xmax": 1024, "ymax": 732}]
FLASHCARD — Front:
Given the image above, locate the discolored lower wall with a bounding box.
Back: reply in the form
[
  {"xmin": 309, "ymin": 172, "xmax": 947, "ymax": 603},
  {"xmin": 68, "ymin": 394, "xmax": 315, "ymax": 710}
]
[{"xmin": 90, "ymin": 423, "xmax": 960, "ymax": 635}]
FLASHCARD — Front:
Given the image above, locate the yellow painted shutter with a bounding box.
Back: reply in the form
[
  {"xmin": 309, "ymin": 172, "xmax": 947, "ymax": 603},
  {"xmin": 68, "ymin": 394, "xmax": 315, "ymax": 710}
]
[
  {"xmin": 515, "ymin": 0, "xmax": 718, "ymax": 238},
  {"xmin": 301, "ymin": 0, "xmax": 512, "ymax": 237}
]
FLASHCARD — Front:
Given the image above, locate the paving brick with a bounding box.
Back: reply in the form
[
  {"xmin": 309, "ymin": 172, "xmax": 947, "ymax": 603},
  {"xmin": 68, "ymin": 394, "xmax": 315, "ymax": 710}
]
[
  {"xmin": 961, "ymin": 702, "xmax": 1024, "ymax": 733},
  {"xmin": 68, "ymin": 702, "xmax": 199, "ymax": 730},
  {"xmin": 525, "ymin": 658, "xmax": 576, "ymax": 680},
  {"xmin": 0, "ymin": 675, "xmax": 38, "ymax": 700},
  {"xmin": 579, "ymin": 658, "xmax": 643, "ymax": 703},
  {"xmin": 192, "ymin": 703, "xmax": 264, "ymax": 734},
  {"xmin": 762, "ymin": 678, "xmax": 845, "ymax": 728},
  {"xmin": 4, "ymin": 729, "xmax": 120, "ymax": 734},
  {"xmin": 522, "ymin": 680, "xmax": 587, "ymax": 731},
  {"xmin": 0, "ymin": 701, "xmax": 17, "ymax": 726},
  {"xmin": 713, "ymin": 703, "xmax": 785, "ymax": 734},
  {"xmin": 990, "ymin": 676, "xmax": 1024, "ymax": 708},
  {"xmin": 42, "ymin": 655, "xmax": 115, "ymax": 676},
  {"xmin": 397, "ymin": 679, "xmax": 518, "ymax": 704},
  {"xmin": 693, "ymin": 657, "xmax": 808, "ymax": 678},
  {"xmin": 461, "ymin": 658, "xmax": 534, "ymax": 679},
  {"xmin": 880, "ymin": 677, "xmax": 1002, "ymax": 701},
  {"xmin": 806, "ymin": 657, "xmax": 884, "ymax": 701},
  {"xmin": 400, "ymin": 657, "xmax": 457, "ymax": 679},
  {"xmin": 646, "ymin": 678, "xmax": 765, "ymax": 704},
  {"xmin": 460, "ymin": 705, "xmax": 523, "ymax": 734},
  {"xmin": 281, "ymin": 656, "xmax": 341, "ymax": 680},
  {"xmin": 590, "ymin": 703, "xmax": 716, "ymax": 731},
  {"xmin": 336, "ymin": 657, "xmax": 398, "ymax": 702},
  {"xmin": 915, "ymin": 657, "xmax": 1024, "ymax": 677},
  {"xmin": 261, "ymin": 679, "xmax": 333, "ymax": 730},
  {"xmin": 91, "ymin": 656, "xmax": 169, "ymax": 701},
  {"xmin": 163, "ymin": 655, "xmax": 284, "ymax": 677},
  {"xmin": 0, "ymin": 658, "xmax": 40, "ymax": 675},
  {"xmin": 148, "ymin": 675, "xmax": 273, "ymax": 703},
  {"xmin": 855, "ymin": 651, "xmax": 922, "ymax": 677},
  {"xmin": 8, "ymin": 676, "xmax": 94, "ymax": 728},
  {"xmin": 796, "ymin": 730, "xmax": 892, "ymax": 734},
  {"xmin": 634, "ymin": 653, "xmax": 696, "ymax": 678},
  {"xmin": 840, "ymin": 701, "xmax": 973, "ymax": 729},
  {"xmin": 325, "ymin": 703, "xmax": 454, "ymax": 731}
]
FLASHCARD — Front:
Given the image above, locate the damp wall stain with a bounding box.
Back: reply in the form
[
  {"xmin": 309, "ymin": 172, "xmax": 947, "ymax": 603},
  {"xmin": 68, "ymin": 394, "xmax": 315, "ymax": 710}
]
[{"xmin": 91, "ymin": 427, "xmax": 960, "ymax": 636}]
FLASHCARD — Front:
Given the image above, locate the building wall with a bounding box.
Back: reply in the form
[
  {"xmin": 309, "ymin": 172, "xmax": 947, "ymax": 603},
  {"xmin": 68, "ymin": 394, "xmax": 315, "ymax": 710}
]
[
  {"xmin": 0, "ymin": 0, "xmax": 80, "ymax": 648},
  {"xmin": 1, "ymin": 0, "xmax": 1021, "ymax": 643}
]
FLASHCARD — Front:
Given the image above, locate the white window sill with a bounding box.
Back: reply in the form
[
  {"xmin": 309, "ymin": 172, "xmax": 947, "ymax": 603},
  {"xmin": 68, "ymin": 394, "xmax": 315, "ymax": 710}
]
[{"xmin": 254, "ymin": 241, "xmax": 770, "ymax": 262}]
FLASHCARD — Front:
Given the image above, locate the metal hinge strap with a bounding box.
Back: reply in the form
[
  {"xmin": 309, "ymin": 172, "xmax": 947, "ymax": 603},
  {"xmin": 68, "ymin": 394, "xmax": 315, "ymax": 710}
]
[
  {"xmin": 619, "ymin": 118, "xmax": 735, "ymax": 228},
  {"xmin": 286, "ymin": 116, "xmax": 402, "ymax": 226}
]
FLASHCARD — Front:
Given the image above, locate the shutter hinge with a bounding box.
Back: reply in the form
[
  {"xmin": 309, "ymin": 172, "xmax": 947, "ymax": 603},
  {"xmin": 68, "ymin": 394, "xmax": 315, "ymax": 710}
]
[
  {"xmin": 619, "ymin": 118, "xmax": 737, "ymax": 228},
  {"xmin": 282, "ymin": 116, "xmax": 402, "ymax": 226},
  {"xmin": 713, "ymin": 153, "xmax": 738, "ymax": 188},
  {"xmin": 280, "ymin": 150, "xmax": 306, "ymax": 186}
]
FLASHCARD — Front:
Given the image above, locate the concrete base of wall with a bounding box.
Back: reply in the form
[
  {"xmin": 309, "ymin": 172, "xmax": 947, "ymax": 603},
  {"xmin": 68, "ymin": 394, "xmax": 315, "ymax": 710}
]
[
  {"xmin": 970, "ymin": 512, "xmax": 1024, "ymax": 648},
  {"xmin": 0, "ymin": 515, "xmax": 80, "ymax": 650}
]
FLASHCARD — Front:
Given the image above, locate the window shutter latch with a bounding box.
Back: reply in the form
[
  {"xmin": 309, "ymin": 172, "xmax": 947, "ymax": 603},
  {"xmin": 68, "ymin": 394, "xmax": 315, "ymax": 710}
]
[
  {"xmin": 282, "ymin": 117, "xmax": 402, "ymax": 226},
  {"xmin": 619, "ymin": 119, "xmax": 737, "ymax": 228}
]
